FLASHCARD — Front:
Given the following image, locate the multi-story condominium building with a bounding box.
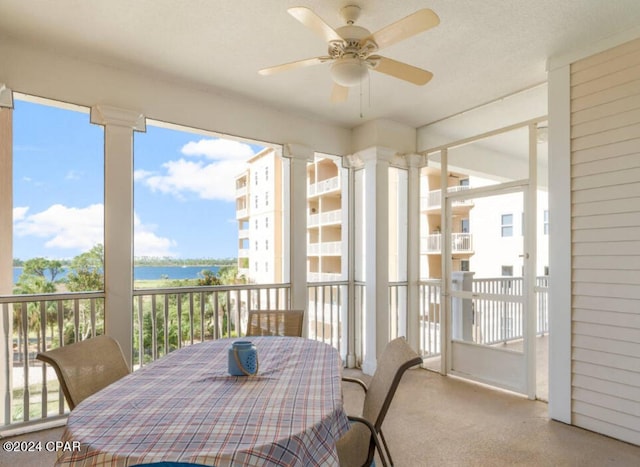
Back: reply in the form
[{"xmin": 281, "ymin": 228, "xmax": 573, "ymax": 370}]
[
  {"xmin": 307, "ymin": 155, "xmax": 347, "ymax": 282},
  {"xmin": 420, "ymin": 168, "xmax": 474, "ymax": 279},
  {"xmin": 420, "ymin": 169, "xmax": 549, "ymax": 280},
  {"xmin": 235, "ymin": 147, "xmax": 283, "ymax": 284},
  {"xmin": 237, "ymin": 151, "xmax": 348, "ymax": 284}
]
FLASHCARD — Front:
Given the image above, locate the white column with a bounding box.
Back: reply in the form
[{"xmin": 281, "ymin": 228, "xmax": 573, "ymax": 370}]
[
  {"xmin": 90, "ymin": 105, "xmax": 145, "ymax": 366},
  {"xmin": 342, "ymin": 156, "xmax": 362, "ymax": 368},
  {"xmin": 0, "ymin": 85, "xmax": 13, "ymax": 294},
  {"xmin": 439, "ymin": 149, "xmax": 450, "ymax": 375},
  {"xmin": 360, "ymin": 147, "xmax": 395, "ymax": 375},
  {"xmin": 283, "ymin": 144, "xmax": 313, "ymax": 335},
  {"xmin": 548, "ymin": 65, "xmax": 572, "ymax": 423},
  {"xmin": 0, "ymin": 84, "xmax": 14, "ymax": 425},
  {"xmin": 525, "ymin": 122, "xmax": 538, "ymax": 400},
  {"xmin": 405, "ymin": 154, "xmax": 427, "ymax": 353}
]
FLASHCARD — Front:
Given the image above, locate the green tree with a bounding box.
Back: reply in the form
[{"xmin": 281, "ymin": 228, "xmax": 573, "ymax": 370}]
[
  {"xmin": 13, "ymin": 258, "xmax": 61, "ymax": 361},
  {"xmin": 66, "ymin": 244, "xmax": 104, "ymax": 292},
  {"xmin": 196, "ymin": 269, "xmax": 222, "ymax": 286},
  {"xmin": 218, "ymin": 265, "xmax": 245, "ymax": 285},
  {"xmin": 19, "ymin": 257, "xmax": 63, "ymax": 284},
  {"xmin": 64, "ymin": 244, "xmax": 105, "ymax": 343}
]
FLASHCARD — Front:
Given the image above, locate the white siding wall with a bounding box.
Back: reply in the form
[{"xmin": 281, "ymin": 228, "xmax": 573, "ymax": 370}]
[{"xmin": 570, "ymin": 37, "xmax": 640, "ymax": 445}]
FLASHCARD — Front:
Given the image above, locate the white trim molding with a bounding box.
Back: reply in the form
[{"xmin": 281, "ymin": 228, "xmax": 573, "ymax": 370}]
[
  {"xmin": 90, "ymin": 105, "xmax": 146, "ymax": 131},
  {"xmin": 547, "ymin": 25, "xmax": 640, "ymax": 71},
  {"xmin": 0, "ymin": 84, "xmax": 13, "ymax": 109}
]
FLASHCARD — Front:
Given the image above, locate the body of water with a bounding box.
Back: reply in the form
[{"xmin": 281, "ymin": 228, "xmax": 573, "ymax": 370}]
[{"xmin": 12, "ymin": 265, "xmax": 220, "ymax": 284}]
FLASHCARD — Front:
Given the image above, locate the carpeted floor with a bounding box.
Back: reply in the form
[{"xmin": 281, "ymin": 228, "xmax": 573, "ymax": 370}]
[{"xmin": 2, "ymin": 368, "xmax": 639, "ymax": 466}]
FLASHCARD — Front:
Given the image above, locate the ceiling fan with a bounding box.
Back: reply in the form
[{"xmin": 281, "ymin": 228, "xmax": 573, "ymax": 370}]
[{"xmin": 259, "ymin": 5, "xmax": 440, "ymax": 102}]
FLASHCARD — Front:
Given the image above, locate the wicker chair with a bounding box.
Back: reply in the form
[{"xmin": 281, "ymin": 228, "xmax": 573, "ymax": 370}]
[
  {"xmin": 337, "ymin": 337, "xmax": 423, "ymax": 467},
  {"xmin": 245, "ymin": 309, "xmax": 304, "ymax": 337},
  {"xmin": 36, "ymin": 335, "xmax": 130, "ymax": 410}
]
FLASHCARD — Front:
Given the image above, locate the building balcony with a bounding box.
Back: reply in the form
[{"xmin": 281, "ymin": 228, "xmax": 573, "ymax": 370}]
[
  {"xmin": 421, "ymin": 185, "xmax": 474, "ymax": 212},
  {"xmin": 238, "ymin": 248, "xmax": 250, "ymax": 258},
  {"xmin": 238, "ymin": 228, "xmax": 249, "ymax": 238},
  {"xmin": 308, "ymin": 272, "xmax": 342, "ymax": 282},
  {"xmin": 421, "ymin": 233, "xmax": 473, "ymax": 254},
  {"xmin": 307, "ymin": 176, "xmax": 340, "ymax": 198},
  {"xmin": 236, "ymin": 207, "xmax": 249, "ymax": 219},
  {"xmin": 235, "ymin": 185, "xmax": 247, "ymax": 197},
  {"xmin": 308, "ymin": 241, "xmax": 342, "ymax": 256},
  {"xmin": 308, "ymin": 209, "xmax": 342, "ymax": 227}
]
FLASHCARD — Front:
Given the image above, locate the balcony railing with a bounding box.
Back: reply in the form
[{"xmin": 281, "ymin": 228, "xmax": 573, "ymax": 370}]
[
  {"xmin": 308, "ymin": 176, "xmax": 340, "ymax": 197},
  {"xmin": 419, "ymin": 280, "xmax": 442, "ymax": 357},
  {"xmin": 0, "ymin": 291, "xmax": 105, "ymax": 428},
  {"xmin": 421, "ymin": 233, "xmax": 473, "ymax": 254},
  {"xmin": 0, "ymin": 275, "xmax": 548, "ymax": 432},
  {"xmin": 308, "ymin": 272, "xmax": 342, "ymax": 282},
  {"xmin": 308, "ymin": 209, "xmax": 342, "ymax": 227},
  {"xmin": 132, "ymin": 283, "xmax": 291, "ymax": 366},
  {"xmin": 307, "ymin": 281, "xmax": 348, "ymax": 359},
  {"xmin": 309, "ymin": 241, "xmax": 341, "ymax": 255},
  {"xmin": 421, "ymin": 185, "xmax": 473, "ymax": 211}
]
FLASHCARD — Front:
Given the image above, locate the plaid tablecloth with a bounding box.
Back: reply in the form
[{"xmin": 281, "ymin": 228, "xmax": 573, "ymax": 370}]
[{"xmin": 56, "ymin": 337, "xmax": 350, "ymax": 466}]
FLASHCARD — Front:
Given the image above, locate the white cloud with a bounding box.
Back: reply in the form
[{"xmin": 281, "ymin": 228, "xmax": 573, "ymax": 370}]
[
  {"xmin": 181, "ymin": 138, "xmax": 255, "ymax": 161},
  {"xmin": 136, "ymin": 138, "xmax": 257, "ymax": 202},
  {"xmin": 134, "ymin": 169, "xmax": 154, "ymax": 181},
  {"xmin": 133, "ymin": 213, "xmax": 177, "ymax": 257},
  {"xmin": 140, "ymin": 158, "xmax": 246, "ymax": 201},
  {"xmin": 13, "ymin": 207, "xmax": 29, "ymax": 221},
  {"xmin": 14, "ymin": 204, "xmax": 104, "ymax": 250},
  {"xmin": 13, "ymin": 204, "xmax": 177, "ymax": 257},
  {"xmin": 65, "ymin": 170, "xmax": 82, "ymax": 180}
]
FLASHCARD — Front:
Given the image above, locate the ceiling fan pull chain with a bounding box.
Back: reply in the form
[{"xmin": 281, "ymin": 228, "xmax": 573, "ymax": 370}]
[
  {"xmin": 368, "ymin": 73, "xmax": 372, "ymax": 109},
  {"xmin": 360, "ymin": 80, "xmax": 363, "ymax": 118}
]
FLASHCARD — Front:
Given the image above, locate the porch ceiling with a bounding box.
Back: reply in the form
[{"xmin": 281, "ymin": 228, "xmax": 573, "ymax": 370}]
[{"xmin": 0, "ymin": 0, "xmax": 639, "ymax": 130}]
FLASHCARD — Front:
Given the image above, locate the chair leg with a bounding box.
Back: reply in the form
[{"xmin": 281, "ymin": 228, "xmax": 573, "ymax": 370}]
[
  {"xmin": 378, "ymin": 429, "xmax": 394, "ymax": 466},
  {"xmin": 371, "ymin": 433, "xmax": 389, "ymax": 467}
]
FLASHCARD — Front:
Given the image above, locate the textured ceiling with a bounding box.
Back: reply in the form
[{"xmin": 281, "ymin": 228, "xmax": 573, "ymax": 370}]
[{"xmin": 1, "ymin": 0, "xmax": 640, "ymax": 129}]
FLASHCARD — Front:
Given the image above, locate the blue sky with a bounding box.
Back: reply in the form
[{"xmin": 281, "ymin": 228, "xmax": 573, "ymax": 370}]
[{"xmin": 12, "ymin": 99, "xmax": 262, "ymax": 260}]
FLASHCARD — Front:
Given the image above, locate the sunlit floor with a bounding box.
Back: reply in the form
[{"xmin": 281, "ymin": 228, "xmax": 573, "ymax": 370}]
[
  {"xmin": 423, "ymin": 334, "xmax": 549, "ymax": 401},
  {"xmin": 3, "ymin": 357, "xmax": 640, "ymax": 467}
]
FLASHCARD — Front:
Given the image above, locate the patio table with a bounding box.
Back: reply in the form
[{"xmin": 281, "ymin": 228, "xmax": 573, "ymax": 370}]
[{"xmin": 55, "ymin": 336, "xmax": 350, "ymax": 467}]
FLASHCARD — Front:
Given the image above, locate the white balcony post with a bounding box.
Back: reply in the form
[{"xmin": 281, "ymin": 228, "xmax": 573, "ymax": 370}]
[
  {"xmin": 359, "ymin": 147, "xmax": 394, "ymax": 374},
  {"xmin": 0, "ymin": 85, "xmax": 14, "ymax": 424},
  {"xmin": 90, "ymin": 105, "xmax": 145, "ymax": 365},
  {"xmin": 283, "ymin": 144, "xmax": 313, "ymax": 335},
  {"xmin": 405, "ymin": 154, "xmax": 427, "ymax": 353}
]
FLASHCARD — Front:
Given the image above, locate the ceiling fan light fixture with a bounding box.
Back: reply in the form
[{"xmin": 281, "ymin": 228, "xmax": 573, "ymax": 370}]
[{"xmin": 330, "ymin": 57, "xmax": 368, "ymax": 87}]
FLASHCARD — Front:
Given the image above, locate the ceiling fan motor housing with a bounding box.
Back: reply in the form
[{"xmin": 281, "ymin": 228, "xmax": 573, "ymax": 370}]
[{"xmin": 330, "ymin": 57, "xmax": 369, "ymax": 86}]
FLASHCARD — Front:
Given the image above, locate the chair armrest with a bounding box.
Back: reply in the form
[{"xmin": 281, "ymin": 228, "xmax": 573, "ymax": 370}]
[
  {"xmin": 347, "ymin": 416, "xmax": 388, "ymax": 467},
  {"xmin": 342, "ymin": 376, "xmax": 368, "ymax": 393}
]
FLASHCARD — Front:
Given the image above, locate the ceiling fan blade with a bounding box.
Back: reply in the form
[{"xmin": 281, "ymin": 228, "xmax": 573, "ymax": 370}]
[
  {"xmin": 330, "ymin": 84, "xmax": 349, "ymax": 103},
  {"xmin": 288, "ymin": 7, "xmax": 343, "ymax": 43},
  {"xmin": 370, "ymin": 56, "xmax": 433, "ymax": 85},
  {"xmin": 259, "ymin": 56, "xmax": 331, "ymax": 76},
  {"xmin": 362, "ymin": 9, "xmax": 440, "ymax": 50}
]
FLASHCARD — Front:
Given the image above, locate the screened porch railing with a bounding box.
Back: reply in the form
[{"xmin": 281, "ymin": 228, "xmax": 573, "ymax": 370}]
[{"xmin": 0, "ymin": 276, "xmax": 548, "ymax": 432}]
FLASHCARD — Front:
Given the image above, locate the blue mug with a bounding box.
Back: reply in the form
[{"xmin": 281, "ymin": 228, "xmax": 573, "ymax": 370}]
[{"xmin": 228, "ymin": 341, "xmax": 259, "ymax": 376}]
